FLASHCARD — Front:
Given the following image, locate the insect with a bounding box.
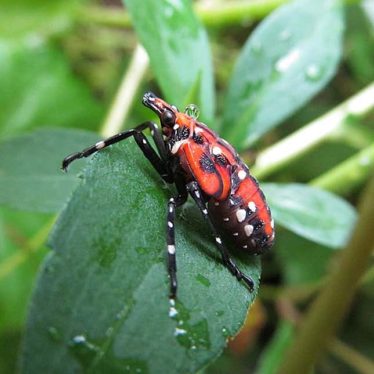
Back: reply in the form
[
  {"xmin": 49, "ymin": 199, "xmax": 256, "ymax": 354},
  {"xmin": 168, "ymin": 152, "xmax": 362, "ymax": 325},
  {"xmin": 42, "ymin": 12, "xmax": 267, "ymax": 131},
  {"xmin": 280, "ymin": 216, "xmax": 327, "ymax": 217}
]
[{"xmin": 62, "ymin": 92, "xmax": 275, "ymax": 299}]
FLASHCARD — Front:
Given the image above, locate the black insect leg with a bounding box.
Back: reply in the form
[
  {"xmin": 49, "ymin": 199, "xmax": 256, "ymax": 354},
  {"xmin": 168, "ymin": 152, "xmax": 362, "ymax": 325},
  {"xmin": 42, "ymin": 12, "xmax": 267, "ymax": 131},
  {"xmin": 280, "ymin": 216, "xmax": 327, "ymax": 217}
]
[
  {"xmin": 187, "ymin": 181, "xmax": 254, "ymax": 291},
  {"xmin": 62, "ymin": 121, "xmax": 173, "ymax": 183},
  {"xmin": 166, "ymin": 182, "xmax": 188, "ymax": 299}
]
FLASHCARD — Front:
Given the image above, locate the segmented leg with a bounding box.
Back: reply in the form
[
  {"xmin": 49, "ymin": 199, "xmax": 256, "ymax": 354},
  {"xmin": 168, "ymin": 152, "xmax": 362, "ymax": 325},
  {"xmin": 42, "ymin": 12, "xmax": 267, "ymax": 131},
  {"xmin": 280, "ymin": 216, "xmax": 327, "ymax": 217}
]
[
  {"xmin": 62, "ymin": 121, "xmax": 172, "ymax": 183},
  {"xmin": 187, "ymin": 181, "xmax": 254, "ymax": 291},
  {"xmin": 166, "ymin": 186, "xmax": 188, "ymax": 299}
]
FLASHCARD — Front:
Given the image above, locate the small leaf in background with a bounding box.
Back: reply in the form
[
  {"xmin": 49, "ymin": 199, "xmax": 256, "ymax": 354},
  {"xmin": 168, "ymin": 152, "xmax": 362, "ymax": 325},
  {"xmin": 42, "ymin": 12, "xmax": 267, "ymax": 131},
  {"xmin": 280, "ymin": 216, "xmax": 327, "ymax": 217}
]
[
  {"xmin": 255, "ymin": 321, "xmax": 294, "ymax": 374},
  {"xmin": 275, "ymin": 230, "xmax": 332, "ymax": 285},
  {"xmin": 221, "ymin": 0, "xmax": 344, "ymax": 149},
  {"xmin": 0, "ymin": 128, "xmax": 99, "ymax": 213},
  {"xmin": 0, "ymin": 208, "xmax": 49, "ymax": 331},
  {"xmin": 346, "ymin": 5, "xmax": 374, "ymax": 85},
  {"xmin": 262, "ymin": 183, "xmax": 357, "ymax": 248},
  {"xmin": 20, "ymin": 140, "xmax": 260, "ymax": 373},
  {"xmin": 0, "ymin": 0, "xmax": 81, "ymax": 39},
  {"xmin": 0, "ymin": 39, "xmax": 104, "ymax": 136},
  {"xmin": 124, "ymin": 0, "xmax": 215, "ymax": 123}
]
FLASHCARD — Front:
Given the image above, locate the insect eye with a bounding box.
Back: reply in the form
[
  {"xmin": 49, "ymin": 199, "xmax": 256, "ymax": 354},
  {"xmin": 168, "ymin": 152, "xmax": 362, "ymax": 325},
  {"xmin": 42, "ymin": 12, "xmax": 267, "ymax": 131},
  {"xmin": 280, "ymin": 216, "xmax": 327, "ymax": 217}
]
[{"xmin": 161, "ymin": 110, "xmax": 175, "ymax": 126}]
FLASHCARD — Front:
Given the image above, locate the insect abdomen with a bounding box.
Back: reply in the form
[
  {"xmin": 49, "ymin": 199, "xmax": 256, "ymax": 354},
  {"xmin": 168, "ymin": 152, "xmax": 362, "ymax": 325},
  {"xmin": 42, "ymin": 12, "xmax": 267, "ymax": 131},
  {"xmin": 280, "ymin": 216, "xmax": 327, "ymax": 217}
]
[{"xmin": 208, "ymin": 174, "xmax": 274, "ymax": 255}]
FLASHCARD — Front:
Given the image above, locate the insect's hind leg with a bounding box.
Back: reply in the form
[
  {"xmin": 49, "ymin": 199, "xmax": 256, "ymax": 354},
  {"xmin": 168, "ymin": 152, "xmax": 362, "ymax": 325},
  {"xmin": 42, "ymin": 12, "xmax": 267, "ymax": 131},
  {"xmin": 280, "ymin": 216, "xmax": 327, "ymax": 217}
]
[{"xmin": 187, "ymin": 181, "xmax": 254, "ymax": 292}]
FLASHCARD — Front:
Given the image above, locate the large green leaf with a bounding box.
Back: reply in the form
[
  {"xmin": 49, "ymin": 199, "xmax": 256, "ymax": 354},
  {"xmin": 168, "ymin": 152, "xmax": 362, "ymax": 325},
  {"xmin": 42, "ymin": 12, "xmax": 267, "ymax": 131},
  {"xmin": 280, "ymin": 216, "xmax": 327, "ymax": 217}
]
[
  {"xmin": 0, "ymin": 128, "xmax": 99, "ymax": 212},
  {"xmin": 0, "ymin": 39, "xmax": 104, "ymax": 136},
  {"xmin": 263, "ymin": 183, "xmax": 357, "ymax": 248},
  {"xmin": 20, "ymin": 139, "xmax": 260, "ymax": 374},
  {"xmin": 124, "ymin": 0, "xmax": 215, "ymax": 123},
  {"xmin": 221, "ymin": 0, "xmax": 344, "ymax": 149}
]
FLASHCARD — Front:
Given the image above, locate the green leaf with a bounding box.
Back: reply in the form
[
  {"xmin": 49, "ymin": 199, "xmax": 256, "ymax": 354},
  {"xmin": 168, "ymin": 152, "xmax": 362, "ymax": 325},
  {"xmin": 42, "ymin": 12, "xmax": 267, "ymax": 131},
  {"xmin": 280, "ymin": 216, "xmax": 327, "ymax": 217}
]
[
  {"xmin": 20, "ymin": 139, "xmax": 260, "ymax": 374},
  {"xmin": 275, "ymin": 230, "xmax": 332, "ymax": 285},
  {"xmin": 0, "ymin": 128, "xmax": 99, "ymax": 212},
  {"xmin": 221, "ymin": 0, "xmax": 344, "ymax": 149},
  {"xmin": 124, "ymin": 0, "xmax": 215, "ymax": 123},
  {"xmin": 262, "ymin": 183, "xmax": 357, "ymax": 248},
  {"xmin": 0, "ymin": 208, "xmax": 49, "ymax": 331},
  {"xmin": 255, "ymin": 321, "xmax": 294, "ymax": 374},
  {"xmin": 0, "ymin": 0, "xmax": 80, "ymax": 38},
  {"xmin": 0, "ymin": 39, "xmax": 105, "ymax": 136}
]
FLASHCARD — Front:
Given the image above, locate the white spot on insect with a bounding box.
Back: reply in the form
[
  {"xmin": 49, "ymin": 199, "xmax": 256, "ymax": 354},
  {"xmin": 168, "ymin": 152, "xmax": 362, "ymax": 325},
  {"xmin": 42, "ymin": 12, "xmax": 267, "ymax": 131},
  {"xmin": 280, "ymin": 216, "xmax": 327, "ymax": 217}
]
[
  {"xmin": 170, "ymin": 198, "xmax": 175, "ymax": 203},
  {"xmin": 215, "ymin": 237, "xmax": 222, "ymax": 244},
  {"xmin": 173, "ymin": 124, "xmax": 179, "ymax": 130},
  {"xmin": 169, "ymin": 206, "xmax": 173, "ymax": 213},
  {"xmin": 248, "ymin": 201, "xmax": 256, "ymax": 212},
  {"xmin": 243, "ymin": 245, "xmax": 248, "ymax": 249},
  {"xmin": 236, "ymin": 209, "xmax": 246, "ymax": 223},
  {"xmin": 212, "ymin": 146, "xmax": 222, "ymax": 155},
  {"xmin": 214, "ymin": 201, "xmax": 220, "ymax": 206},
  {"xmin": 195, "ymin": 127, "xmax": 203, "ymax": 133},
  {"xmin": 202, "ymin": 209, "xmax": 208, "ymax": 215},
  {"xmin": 244, "ymin": 224, "xmax": 254, "ymax": 237},
  {"xmin": 171, "ymin": 140, "xmax": 186, "ymax": 154},
  {"xmin": 151, "ymin": 130, "xmax": 154, "ymax": 136},
  {"xmin": 195, "ymin": 190, "xmax": 200, "ymax": 199},
  {"xmin": 154, "ymin": 123, "xmax": 159, "ymax": 129},
  {"xmin": 233, "ymin": 232, "xmax": 239, "ymax": 236},
  {"xmin": 95, "ymin": 141, "xmax": 105, "ymax": 149},
  {"xmin": 238, "ymin": 170, "xmax": 246, "ymax": 180},
  {"xmin": 142, "ymin": 139, "xmax": 147, "ymax": 145},
  {"xmin": 223, "ymin": 217, "xmax": 229, "ymax": 222},
  {"xmin": 168, "ymin": 221, "xmax": 173, "ymax": 228},
  {"xmin": 271, "ymin": 219, "xmax": 275, "ymax": 228},
  {"xmin": 168, "ymin": 245, "xmax": 176, "ymax": 254},
  {"xmin": 169, "ymin": 298, "xmax": 175, "ymax": 307}
]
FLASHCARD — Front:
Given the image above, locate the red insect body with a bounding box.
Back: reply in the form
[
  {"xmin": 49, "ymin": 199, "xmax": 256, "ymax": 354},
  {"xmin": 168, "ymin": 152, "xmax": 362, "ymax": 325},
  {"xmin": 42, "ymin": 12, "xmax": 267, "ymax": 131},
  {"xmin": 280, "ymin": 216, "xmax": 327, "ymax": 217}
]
[
  {"xmin": 63, "ymin": 92, "xmax": 275, "ymax": 298},
  {"xmin": 147, "ymin": 95, "xmax": 274, "ymax": 254}
]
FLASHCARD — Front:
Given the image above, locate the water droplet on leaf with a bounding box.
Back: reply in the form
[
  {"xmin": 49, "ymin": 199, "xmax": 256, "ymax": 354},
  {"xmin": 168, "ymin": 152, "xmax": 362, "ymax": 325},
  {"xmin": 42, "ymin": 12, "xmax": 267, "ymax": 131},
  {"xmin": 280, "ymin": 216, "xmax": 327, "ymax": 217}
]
[
  {"xmin": 305, "ymin": 64, "xmax": 322, "ymax": 81},
  {"xmin": 184, "ymin": 104, "xmax": 200, "ymax": 119},
  {"xmin": 47, "ymin": 326, "xmax": 62, "ymax": 342},
  {"xmin": 279, "ymin": 30, "xmax": 291, "ymax": 41}
]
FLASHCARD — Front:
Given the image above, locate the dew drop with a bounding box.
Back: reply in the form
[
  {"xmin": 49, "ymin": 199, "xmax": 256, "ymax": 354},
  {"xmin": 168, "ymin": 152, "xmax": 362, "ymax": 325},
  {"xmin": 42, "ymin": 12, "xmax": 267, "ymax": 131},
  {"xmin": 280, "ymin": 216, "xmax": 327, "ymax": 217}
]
[
  {"xmin": 47, "ymin": 326, "xmax": 62, "ymax": 342},
  {"xmin": 275, "ymin": 49, "xmax": 300, "ymax": 73},
  {"xmin": 174, "ymin": 327, "xmax": 187, "ymax": 336},
  {"xmin": 279, "ymin": 30, "xmax": 291, "ymax": 41},
  {"xmin": 72, "ymin": 334, "xmax": 86, "ymax": 344},
  {"xmin": 169, "ymin": 306, "xmax": 178, "ymax": 318},
  {"xmin": 251, "ymin": 40, "xmax": 262, "ymax": 54},
  {"xmin": 305, "ymin": 64, "xmax": 322, "ymax": 81},
  {"xmin": 184, "ymin": 104, "xmax": 200, "ymax": 119}
]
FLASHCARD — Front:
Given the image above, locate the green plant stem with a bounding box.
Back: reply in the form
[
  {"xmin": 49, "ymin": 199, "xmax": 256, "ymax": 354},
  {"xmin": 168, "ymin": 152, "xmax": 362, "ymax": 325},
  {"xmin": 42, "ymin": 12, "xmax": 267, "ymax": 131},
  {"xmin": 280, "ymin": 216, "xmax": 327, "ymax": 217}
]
[
  {"xmin": 0, "ymin": 217, "xmax": 55, "ymax": 281},
  {"xmin": 310, "ymin": 143, "xmax": 374, "ymax": 195},
  {"xmin": 252, "ymin": 82, "xmax": 374, "ymax": 179},
  {"xmin": 100, "ymin": 44, "xmax": 149, "ymax": 137},
  {"xmin": 277, "ymin": 176, "xmax": 374, "ymax": 374},
  {"xmin": 81, "ymin": 0, "xmax": 360, "ymax": 29},
  {"xmin": 330, "ymin": 339, "xmax": 374, "ymax": 374},
  {"xmin": 81, "ymin": 0, "xmax": 289, "ymax": 29}
]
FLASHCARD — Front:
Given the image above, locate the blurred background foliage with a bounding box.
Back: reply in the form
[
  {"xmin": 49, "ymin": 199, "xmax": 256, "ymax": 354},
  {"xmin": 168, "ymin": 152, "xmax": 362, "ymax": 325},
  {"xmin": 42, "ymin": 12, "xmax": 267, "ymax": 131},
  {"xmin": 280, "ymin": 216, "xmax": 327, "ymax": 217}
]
[{"xmin": 0, "ymin": 0, "xmax": 373, "ymax": 373}]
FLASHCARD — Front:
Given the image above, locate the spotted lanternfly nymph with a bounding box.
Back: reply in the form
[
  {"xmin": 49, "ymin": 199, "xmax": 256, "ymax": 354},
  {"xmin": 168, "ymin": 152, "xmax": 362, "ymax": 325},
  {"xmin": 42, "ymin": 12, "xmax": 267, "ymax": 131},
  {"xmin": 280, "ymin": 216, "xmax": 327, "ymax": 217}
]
[{"xmin": 62, "ymin": 92, "xmax": 275, "ymax": 299}]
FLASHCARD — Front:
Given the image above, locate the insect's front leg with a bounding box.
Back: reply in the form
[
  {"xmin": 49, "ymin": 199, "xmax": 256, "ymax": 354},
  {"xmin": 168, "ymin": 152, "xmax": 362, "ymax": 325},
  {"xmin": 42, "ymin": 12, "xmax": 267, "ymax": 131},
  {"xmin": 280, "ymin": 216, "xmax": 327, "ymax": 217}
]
[{"xmin": 62, "ymin": 121, "xmax": 173, "ymax": 183}]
